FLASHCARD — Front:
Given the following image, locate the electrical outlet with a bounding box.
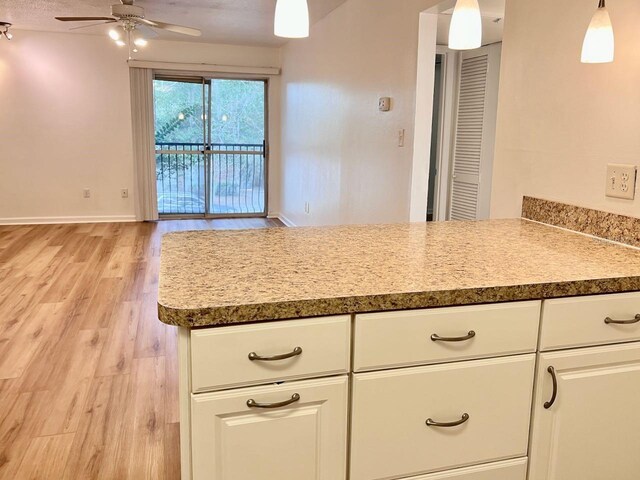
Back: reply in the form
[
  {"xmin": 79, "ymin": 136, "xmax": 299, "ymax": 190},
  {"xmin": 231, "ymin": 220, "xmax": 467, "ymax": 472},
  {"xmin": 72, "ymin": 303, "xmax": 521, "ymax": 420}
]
[
  {"xmin": 83, "ymin": 189, "xmax": 91, "ymax": 199},
  {"xmin": 606, "ymin": 164, "xmax": 637, "ymax": 200},
  {"xmin": 398, "ymin": 129, "xmax": 405, "ymax": 147},
  {"xmin": 304, "ymin": 202, "xmax": 310, "ymax": 215},
  {"xmin": 378, "ymin": 97, "xmax": 391, "ymax": 112},
  {"xmin": 121, "ymin": 189, "xmax": 129, "ymax": 199}
]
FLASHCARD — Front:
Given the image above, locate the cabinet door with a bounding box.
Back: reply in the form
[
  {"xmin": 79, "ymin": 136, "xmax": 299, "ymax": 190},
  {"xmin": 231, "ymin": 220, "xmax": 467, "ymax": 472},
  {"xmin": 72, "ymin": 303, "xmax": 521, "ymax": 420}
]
[
  {"xmin": 529, "ymin": 342, "xmax": 640, "ymax": 480},
  {"xmin": 191, "ymin": 376, "xmax": 348, "ymax": 480}
]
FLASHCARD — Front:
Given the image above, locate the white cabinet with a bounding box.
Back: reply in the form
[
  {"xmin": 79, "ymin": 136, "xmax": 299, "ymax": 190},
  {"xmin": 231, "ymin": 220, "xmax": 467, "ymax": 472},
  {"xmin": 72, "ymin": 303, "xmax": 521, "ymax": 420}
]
[
  {"xmin": 529, "ymin": 342, "xmax": 640, "ymax": 480},
  {"xmin": 350, "ymin": 354, "xmax": 535, "ymax": 480},
  {"xmin": 190, "ymin": 376, "xmax": 348, "ymax": 480},
  {"xmin": 179, "ymin": 292, "xmax": 640, "ymax": 480}
]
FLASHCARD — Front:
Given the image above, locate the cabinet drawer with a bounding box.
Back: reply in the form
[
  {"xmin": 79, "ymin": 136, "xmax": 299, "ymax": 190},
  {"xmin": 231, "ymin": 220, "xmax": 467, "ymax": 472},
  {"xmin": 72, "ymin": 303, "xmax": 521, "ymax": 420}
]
[
  {"xmin": 350, "ymin": 354, "xmax": 535, "ymax": 480},
  {"xmin": 191, "ymin": 376, "xmax": 349, "ymax": 480},
  {"xmin": 540, "ymin": 292, "xmax": 640, "ymax": 351},
  {"xmin": 354, "ymin": 301, "xmax": 540, "ymax": 372},
  {"xmin": 406, "ymin": 458, "xmax": 527, "ymax": 480},
  {"xmin": 190, "ymin": 316, "xmax": 350, "ymax": 393}
]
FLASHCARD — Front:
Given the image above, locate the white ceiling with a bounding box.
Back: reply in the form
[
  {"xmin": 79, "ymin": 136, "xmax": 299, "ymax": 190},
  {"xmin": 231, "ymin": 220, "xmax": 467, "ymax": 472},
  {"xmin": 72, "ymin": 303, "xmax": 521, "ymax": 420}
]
[{"xmin": 0, "ymin": 0, "xmax": 348, "ymax": 47}]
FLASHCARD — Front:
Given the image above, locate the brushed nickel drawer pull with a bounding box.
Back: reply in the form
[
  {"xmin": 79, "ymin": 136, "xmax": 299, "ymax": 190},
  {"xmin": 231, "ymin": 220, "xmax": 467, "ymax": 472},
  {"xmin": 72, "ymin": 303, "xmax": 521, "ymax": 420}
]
[
  {"xmin": 426, "ymin": 413, "xmax": 470, "ymax": 427},
  {"xmin": 246, "ymin": 393, "xmax": 301, "ymax": 409},
  {"xmin": 604, "ymin": 314, "xmax": 640, "ymax": 325},
  {"xmin": 248, "ymin": 346, "xmax": 303, "ymax": 361},
  {"xmin": 544, "ymin": 366, "xmax": 558, "ymax": 409},
  {"xmin": 431, "ymin": 331, "xmax": 476, "ymax": 342}
]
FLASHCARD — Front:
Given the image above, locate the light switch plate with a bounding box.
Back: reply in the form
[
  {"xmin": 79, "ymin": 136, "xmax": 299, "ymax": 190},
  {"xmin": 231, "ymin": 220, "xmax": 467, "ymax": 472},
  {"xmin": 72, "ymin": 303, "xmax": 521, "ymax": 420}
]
[{"xmin": 606, "ymin": 164, "xmax": 637, "ymax": 200}]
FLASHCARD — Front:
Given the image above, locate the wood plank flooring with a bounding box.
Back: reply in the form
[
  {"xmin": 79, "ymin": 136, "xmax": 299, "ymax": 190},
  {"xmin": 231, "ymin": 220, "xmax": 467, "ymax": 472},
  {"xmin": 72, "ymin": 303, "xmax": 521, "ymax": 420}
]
[{"xmin": 0, "ymin": 218, "xmax": 282, "ymax": 479}]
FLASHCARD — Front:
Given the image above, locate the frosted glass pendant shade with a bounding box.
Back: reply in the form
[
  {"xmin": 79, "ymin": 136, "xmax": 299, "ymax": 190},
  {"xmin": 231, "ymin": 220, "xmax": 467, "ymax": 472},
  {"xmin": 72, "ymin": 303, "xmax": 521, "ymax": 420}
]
[
  {"xmin": 448, "ymin": 0, "xmax": 482, "ymax": 50},
  {"xmin": 581, "ymin": 1, "xmax": 614, "ymax": 63},
  {"xmin": 274, "ymin": 0, "xmax": 309, "ymax": 38}
]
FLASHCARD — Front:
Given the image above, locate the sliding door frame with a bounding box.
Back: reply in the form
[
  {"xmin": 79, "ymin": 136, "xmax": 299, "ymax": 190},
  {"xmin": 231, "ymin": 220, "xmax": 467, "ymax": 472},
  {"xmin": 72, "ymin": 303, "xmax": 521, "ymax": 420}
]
[{"xmin": 153, "ymin": 72, "xmax": 270, "ymax": 219}]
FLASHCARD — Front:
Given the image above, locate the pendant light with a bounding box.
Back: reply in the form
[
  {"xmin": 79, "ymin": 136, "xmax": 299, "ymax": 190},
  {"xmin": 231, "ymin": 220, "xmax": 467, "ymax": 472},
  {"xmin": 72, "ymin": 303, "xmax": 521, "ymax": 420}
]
[
  {"xmin": 0, "ymin": 22, "xmax": 12, "ymax": 40},
  {"xmin": 448, "ymin": 0, "xmax": 482, "ymax": 50},
  {"xmin": 581, "ymin": 0, "xmax": 614, "ymax": 63},
  {"xmin": 274, "ymin": 0, "xmax": 309, "ymax": 38}
]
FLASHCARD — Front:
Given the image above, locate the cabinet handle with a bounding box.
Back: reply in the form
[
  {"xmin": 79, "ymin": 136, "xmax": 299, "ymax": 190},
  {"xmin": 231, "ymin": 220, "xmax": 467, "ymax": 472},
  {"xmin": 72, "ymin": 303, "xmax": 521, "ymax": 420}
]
[
  {"xmin": 604, "ymin": 314, "xmax": 640, "ymax": 325},
  {"xmin": 248, "ymin": 346, "xmax": 303, "ymax": 361},
  {"xmin": 430, "ymin": 331, "xmax": 476, "ymax": 342},
  {"xmin": 544, "ymin": 366, "xmax": 558, "ymax": 409},
  {"xmin": 426, "ymin": 413, "xmax": 470, "ymax": 427},
  {"xmin": 246, "ymin": 393, "xmax": 301, "ymax": 409}
]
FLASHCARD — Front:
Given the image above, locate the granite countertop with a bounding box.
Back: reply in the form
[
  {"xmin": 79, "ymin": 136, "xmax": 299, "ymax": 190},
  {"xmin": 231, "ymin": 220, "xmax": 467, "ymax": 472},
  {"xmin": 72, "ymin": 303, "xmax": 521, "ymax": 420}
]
[{"xmin": 157, "ymin": 219, "xmax": 640, "ymax": 328}]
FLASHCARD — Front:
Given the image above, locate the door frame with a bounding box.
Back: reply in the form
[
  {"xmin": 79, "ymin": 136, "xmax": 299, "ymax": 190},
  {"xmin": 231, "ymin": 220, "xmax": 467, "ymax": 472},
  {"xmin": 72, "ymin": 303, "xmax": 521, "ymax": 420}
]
[
  {"xmin": 409, "ymin": 12, "xmax": 458, "ymax": 223},
  {"xmin": 433, "ymin": 46, "xmax": 458, "ymax": 222},
  {"xmin": 447, "ymin": 44, "xmax": 501, "ymax": 221},
  {"xmin": 153, "ymin": 72, "xmax": 270, "ymax": 219}
]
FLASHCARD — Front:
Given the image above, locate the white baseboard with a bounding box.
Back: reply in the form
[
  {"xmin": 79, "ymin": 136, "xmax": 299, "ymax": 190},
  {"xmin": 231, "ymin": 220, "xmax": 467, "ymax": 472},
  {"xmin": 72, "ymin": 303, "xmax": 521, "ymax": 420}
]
[
  {"xmin": 0, "ymin": 215, "xmax": 138, "ymax": 226},
  {"xmin": 269, "ymin": 212, "xmax": 296, "ymax": 227}
]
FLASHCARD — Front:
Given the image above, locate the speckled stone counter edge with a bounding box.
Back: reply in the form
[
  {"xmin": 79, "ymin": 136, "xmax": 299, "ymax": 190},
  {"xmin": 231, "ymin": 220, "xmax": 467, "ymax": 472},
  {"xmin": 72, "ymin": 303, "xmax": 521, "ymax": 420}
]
[
  {"xmin": 522, "ymin": 196, "xmax": 640, "ymax": 248},
  {"xmin": 158, "ymin": 277, "xmax": 640, "ymax": 328}
]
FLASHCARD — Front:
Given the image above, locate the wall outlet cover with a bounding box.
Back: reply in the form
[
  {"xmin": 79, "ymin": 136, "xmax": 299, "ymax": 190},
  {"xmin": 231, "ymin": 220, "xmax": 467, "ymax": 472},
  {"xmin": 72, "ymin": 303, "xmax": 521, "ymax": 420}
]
[{"xmin": 606, "ymin": 164, "xmax": 637, "ymax": 200}]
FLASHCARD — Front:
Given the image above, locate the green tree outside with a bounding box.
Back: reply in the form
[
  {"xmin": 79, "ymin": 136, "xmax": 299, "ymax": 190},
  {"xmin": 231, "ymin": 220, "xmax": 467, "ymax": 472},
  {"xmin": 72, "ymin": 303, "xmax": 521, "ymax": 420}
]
[{"xmin": 154, "ymin": 79, "xmax": 265, "ymax": 145}]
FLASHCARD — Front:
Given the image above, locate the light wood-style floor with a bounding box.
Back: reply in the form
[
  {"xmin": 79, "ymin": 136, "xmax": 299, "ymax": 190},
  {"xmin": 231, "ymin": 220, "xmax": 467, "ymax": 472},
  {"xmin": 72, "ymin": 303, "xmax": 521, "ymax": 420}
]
[{"xmin": 0, "ymin": 217, "xmax": 282, "ymax": 480}]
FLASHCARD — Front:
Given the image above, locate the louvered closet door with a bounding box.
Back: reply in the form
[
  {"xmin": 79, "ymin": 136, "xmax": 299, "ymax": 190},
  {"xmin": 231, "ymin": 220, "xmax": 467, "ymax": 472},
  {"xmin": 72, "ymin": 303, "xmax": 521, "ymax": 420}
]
[{"xmin": 449, "ymin": 45, "xmax": 501, "ymax": 220}]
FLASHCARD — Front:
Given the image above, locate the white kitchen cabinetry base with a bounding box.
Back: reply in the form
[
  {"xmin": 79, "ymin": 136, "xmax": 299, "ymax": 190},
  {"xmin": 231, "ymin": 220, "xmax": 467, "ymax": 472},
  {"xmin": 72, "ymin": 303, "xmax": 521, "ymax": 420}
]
[{"xmin": 177, "ymin": 292, "xmax": 640, "ymax": 479}]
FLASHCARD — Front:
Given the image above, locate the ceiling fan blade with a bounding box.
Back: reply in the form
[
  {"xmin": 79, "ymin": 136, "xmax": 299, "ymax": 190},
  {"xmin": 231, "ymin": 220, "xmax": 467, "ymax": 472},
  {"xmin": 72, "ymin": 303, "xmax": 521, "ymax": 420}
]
[
  {"xmin": 69, "ymin": 20, "xmax": 118, "ymax": 30},
  {"xmin": 55, "ymin": 16, "xmax": 117, "ymax": 22},
  {"xmin": 135, "ymin": 24, "xmax": 159, "ymax": 39},
  {"xmin": 139, "ymin": 18, "xmax": 201, "ymax": 37}
]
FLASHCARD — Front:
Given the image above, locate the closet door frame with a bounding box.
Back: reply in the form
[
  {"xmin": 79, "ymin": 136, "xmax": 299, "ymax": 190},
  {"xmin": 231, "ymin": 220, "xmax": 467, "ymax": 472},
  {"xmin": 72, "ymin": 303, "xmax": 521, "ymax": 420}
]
[{"xmin": 448, "ymin": 43, "xmax": 501, "ymax": 221}]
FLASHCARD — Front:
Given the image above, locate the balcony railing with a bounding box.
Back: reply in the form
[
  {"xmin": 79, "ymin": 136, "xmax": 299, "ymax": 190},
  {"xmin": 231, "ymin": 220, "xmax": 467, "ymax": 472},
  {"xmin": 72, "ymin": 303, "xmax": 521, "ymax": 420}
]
[{"xmin": 155, "ymin": 142, "xmax": 266, "ymax": 216}]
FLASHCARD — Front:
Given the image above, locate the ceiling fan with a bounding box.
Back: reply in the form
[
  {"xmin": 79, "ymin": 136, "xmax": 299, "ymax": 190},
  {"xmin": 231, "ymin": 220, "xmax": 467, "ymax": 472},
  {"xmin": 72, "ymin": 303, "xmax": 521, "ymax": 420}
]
[{"xmin": 55, "ymin": 0, "xmax": 201, "ymax": 56}]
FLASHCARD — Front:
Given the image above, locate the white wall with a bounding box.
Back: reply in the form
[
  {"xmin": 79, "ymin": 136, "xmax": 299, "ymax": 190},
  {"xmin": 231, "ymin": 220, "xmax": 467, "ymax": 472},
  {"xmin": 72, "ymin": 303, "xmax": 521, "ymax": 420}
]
[
  {"xmin": 0, "ymin": 30, "xmax": 281, "ymax": 224},
  {"xmin": 491, "ymin": 0, "xmax": 640, "ymax": 219},
  {"xmin": 279, "ymin": 0, "xmax": 438, "ymax": 226}
]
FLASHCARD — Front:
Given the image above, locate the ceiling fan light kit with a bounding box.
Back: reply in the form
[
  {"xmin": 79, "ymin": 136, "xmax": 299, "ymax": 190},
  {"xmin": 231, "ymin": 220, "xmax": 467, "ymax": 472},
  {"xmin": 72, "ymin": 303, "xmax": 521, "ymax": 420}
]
[
  {"xmin": 0, "ymin": 21, "xmax": 12, "ymax": 40},
  {"xmin": 274, "ymin": 0, "xmax": 310, "ymax": 38},
  {"xmin": 54, "ymin": 0, "xmax": 202, "ymax": 58}
]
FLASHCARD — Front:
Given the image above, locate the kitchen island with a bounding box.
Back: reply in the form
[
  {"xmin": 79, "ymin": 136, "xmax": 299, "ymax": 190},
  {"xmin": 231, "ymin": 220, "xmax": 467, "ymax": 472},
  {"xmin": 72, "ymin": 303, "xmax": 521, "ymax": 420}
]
[{"xmin": 159, "ymin": 219, "xmax": 640, "ymax": 480}]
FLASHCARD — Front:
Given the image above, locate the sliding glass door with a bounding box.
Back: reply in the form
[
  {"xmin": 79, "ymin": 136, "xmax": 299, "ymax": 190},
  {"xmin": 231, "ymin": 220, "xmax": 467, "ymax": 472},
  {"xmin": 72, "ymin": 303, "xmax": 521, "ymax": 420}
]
[
  {"xmin": 153, "ymin": 76, "xmax": 267, "ymax": 217},
  {"xmin": 208, "ymin": 79, "xmax": 266, "ymax": 216},
  {"xmin": 154, "ymin": 78, "xmax": 208, "ymax": 215}
]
